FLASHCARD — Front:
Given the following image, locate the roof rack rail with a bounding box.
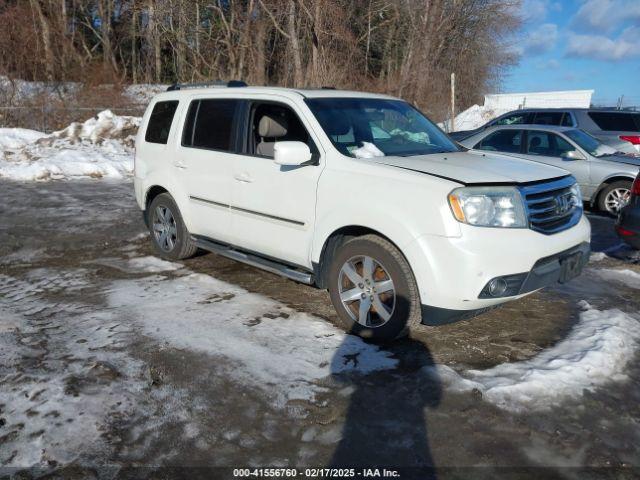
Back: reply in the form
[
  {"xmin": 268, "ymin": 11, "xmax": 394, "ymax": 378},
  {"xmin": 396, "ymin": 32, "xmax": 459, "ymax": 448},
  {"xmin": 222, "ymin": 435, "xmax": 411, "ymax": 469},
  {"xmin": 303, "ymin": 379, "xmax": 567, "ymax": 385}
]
[
  {"xmin": 321, "ymin": 86, "xmax": 336, "ymax": 89},
  {"xmin": 167, "ymin": 80, "xmax": 248, "ymax": 91}
]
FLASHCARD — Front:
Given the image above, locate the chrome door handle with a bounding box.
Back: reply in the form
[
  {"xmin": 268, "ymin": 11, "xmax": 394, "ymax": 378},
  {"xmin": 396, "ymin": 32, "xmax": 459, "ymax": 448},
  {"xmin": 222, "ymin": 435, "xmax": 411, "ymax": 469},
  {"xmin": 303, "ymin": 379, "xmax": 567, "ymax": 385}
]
[{"xmin": 234, "ymin": 172, "xmax": 253, "ymax": 183}]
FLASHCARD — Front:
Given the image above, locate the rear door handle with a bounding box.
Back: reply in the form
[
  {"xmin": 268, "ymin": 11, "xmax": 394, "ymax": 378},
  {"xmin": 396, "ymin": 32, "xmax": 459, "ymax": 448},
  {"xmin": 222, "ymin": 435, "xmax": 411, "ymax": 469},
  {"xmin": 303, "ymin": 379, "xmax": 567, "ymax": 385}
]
[
  {"xmin": 234, "ymin": 172, "xmax": 253, "ymax": 183},
  {"xmin": 174, "ymin": 161, "xmax": 187, "ymax": 170}
]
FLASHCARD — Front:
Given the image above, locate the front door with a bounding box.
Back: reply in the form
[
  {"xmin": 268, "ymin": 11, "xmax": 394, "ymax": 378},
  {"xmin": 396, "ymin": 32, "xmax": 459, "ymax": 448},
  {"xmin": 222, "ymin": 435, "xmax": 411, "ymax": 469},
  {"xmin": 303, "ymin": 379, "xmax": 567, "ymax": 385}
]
[
  {"xmin": 230, "ymin": 100, "xmax": 324, "ymax": 268},
  {"xmin": 522, "ymin": 130, "xmax": 592, "ymax": 198}
]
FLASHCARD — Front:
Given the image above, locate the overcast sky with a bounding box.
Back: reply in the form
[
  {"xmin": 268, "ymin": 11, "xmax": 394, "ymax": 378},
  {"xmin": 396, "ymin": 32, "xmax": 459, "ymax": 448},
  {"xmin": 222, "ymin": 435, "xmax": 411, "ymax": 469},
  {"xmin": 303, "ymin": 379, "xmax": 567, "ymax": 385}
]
[{"xmin": 507, "ymin": 0, "xmax": 640, "ymax": 107}]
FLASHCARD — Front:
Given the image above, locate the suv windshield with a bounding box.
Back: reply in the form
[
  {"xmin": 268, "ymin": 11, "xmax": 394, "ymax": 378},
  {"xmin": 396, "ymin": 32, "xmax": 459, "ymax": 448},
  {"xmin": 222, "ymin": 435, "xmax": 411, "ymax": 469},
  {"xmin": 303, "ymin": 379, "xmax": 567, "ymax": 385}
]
[
  {"xmin": 305, "ymin": 98, "xmax": 459, "ymax": 157},
  {"xmin": 564, "ymin": 129, "xmax": 605, "ymax": 156}
]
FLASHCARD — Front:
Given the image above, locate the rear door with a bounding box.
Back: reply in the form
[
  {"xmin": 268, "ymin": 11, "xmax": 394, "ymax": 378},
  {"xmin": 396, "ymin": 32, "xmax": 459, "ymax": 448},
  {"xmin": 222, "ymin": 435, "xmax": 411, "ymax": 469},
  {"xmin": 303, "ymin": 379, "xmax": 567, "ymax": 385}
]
[
  {"xmin": 174, "ymin": 98, "xmax": 241, "ymax": 243},
  {"xmin": 230, "ymin": 98, "xmax": 324, "ymax": 267}
]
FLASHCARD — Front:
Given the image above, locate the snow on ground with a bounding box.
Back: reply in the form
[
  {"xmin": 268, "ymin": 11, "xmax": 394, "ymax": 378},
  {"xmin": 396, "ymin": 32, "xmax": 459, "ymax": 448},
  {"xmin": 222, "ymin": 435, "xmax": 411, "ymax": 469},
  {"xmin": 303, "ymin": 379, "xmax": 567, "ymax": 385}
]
[
  {"xmin": 107, "ymin": 270, "xmax": 398, "ymax": 408},
  {"xmin": 589, "ymin": 252, "xmax": 607, "ymax": 263},
  {"xmin": 0, "ymin": 268, "xmax": 210, "ymax": 468},
  {"xmin": 426, "ymin": 301, "xmax": 640, "ymax": 412},
  {"xmin": 124, "ymin": 83, "xmax": 168, "ymax": 103},
  {"xmin": 595, "ymin": 268, "xmax": 640, "ymax": 289},
  {"xmin": 106, "ymin": 257, "xmax": 640, "ymax": 412},
  {"xmin": 91, "ymin": 256, "xmax": 183, "ymax": 273},
  {"xmin": 0, "ymin": 110, "xmax": 138, "ymax": 181},
  {"xmin": 0, "ymin": 76, "xmax": 79, "ymax": 102}
]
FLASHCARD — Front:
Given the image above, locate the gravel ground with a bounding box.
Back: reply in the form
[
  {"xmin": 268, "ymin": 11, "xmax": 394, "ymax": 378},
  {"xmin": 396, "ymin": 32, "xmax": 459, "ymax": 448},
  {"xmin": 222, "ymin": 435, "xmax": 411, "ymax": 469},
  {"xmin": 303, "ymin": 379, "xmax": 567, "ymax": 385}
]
[{"xmin": 0, "ymin": 179, "xmax": 639, "ymax": 479}]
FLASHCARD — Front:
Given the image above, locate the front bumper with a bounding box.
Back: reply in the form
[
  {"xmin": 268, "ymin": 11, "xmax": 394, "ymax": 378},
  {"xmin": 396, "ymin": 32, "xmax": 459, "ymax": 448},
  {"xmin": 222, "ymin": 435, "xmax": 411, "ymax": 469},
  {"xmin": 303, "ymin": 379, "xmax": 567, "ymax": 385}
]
[
  {"xmin": 402, "ymin": 215, "xmax": 591, "ymax": 322},
  {"xmin": 421, "ymin": 242, "xmax": 590, "ymax": 325}
]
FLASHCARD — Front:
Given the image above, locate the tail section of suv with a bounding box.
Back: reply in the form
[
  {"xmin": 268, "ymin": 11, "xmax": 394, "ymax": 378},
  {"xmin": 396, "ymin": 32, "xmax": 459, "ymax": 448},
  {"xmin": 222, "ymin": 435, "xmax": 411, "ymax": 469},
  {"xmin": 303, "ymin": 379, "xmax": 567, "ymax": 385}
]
[
  {"xmin": 450, "ymin": 108, "xmax": 640, "ymax": 154},
  {"xmin": 134, "ymin": 84, "xmax": 591, "ymax": 341}
]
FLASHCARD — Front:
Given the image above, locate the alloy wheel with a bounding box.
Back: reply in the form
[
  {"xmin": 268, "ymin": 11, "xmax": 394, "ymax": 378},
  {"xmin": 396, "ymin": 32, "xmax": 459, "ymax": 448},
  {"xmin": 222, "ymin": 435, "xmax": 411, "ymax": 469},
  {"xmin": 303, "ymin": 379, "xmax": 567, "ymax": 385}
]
[
  {"xmin": 338, "ymin": 255, "xmax": 396, "ymax": 327},
  {"xmin": 604, "ymin": 187, "xmax": 630, "ymax": 215},
  {"xmin": 152, "ymin": 205, "xmax": 178, "ymax": 252}
]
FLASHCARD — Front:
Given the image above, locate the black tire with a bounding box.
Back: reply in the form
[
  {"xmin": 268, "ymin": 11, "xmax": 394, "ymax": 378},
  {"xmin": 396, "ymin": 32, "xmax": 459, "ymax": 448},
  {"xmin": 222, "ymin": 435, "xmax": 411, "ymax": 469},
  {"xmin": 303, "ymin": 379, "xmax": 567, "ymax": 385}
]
[
  {"xmin": 327, "ymin": 234, "xmax": 422, "ymax": 341},
  {"xmin": 598, "ymin": 180, "xmax": 632, "ymax": 216},
  {"xmin": 147, "ymin": 193, "xmax": 198, "ymax": 260}
]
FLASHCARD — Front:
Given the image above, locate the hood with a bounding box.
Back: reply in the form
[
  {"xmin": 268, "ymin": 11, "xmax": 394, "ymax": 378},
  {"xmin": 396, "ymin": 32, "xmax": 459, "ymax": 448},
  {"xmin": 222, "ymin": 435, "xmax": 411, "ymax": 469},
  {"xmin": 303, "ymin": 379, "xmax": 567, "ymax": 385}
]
[
  {"xmin": 368, "ymin": 150, "xmax": 569, "ymax": 185},
  {"xmin": 599, "ymin": 153, "xmax": 640, "ymax": 167}
]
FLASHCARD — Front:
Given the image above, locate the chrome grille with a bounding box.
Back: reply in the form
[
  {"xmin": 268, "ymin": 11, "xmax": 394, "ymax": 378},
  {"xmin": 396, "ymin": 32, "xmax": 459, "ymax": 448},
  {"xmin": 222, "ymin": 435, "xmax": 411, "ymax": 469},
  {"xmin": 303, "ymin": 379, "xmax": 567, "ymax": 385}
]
[{"xmin": 519, "ymin": 176, "xmax": 582, "ymax": 234}]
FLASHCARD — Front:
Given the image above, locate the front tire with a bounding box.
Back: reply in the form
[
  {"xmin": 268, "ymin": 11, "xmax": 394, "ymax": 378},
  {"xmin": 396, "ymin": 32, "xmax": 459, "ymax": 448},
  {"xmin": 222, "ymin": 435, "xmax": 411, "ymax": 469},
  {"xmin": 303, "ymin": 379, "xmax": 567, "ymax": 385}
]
[
  {"xmin": 327, "ymin": 234, "xmax": 422, "ymax": 341},
  {"xmin": 598, "ymin": 180, "xmax": 632, "ymax": 216},
  {"xmin": 147, "ymin": 193, "xmax": 198, "ymax": 260}
]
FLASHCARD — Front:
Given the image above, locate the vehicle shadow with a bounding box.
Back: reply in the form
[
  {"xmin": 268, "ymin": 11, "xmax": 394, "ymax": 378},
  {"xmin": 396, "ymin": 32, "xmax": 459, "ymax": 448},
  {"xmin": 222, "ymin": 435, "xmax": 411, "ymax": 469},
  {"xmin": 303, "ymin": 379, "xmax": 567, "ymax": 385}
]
[{"xmin": 328, "ymin": 326, "xmax": 442, "ymax": 478}]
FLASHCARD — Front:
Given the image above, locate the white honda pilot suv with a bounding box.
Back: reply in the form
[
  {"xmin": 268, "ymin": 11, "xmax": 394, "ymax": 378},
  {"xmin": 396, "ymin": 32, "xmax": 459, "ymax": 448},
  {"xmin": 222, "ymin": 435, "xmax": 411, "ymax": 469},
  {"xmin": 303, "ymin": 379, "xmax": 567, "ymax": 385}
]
[{"xmin": 134, "ymin": 82, "xmax": 591, "ymax": 341}]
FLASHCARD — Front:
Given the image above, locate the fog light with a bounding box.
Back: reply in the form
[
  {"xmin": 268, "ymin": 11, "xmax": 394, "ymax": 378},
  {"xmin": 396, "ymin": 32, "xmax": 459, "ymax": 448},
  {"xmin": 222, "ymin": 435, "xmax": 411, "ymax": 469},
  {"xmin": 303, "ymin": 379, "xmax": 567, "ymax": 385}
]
[{"xmin": 487, "ymin": 278, "xmax": 508, "ymax": 297}]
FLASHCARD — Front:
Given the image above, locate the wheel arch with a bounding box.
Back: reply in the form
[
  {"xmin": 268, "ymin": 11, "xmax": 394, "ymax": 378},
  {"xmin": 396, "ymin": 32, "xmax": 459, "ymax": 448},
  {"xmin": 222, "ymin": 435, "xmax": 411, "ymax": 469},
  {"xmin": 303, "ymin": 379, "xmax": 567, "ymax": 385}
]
[
  {"xmin": 143, "ymin": 185, "xmax": 170, "ymax": 226},
  {"xmin": 591, "ymin": 175, "xmax": 635, "ymax": 204},
  {"xmin": 313, "ymin": 225, "xmax": 412, "ymax": 290}
]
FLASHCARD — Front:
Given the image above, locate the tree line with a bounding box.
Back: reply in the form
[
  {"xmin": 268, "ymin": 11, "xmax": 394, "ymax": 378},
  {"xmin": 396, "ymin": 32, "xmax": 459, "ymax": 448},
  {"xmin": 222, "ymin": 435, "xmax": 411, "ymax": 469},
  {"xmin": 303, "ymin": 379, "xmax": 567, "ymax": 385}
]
[{"xmin": 0, "ymin": 0, "xmax": 522, "ymax": 120}]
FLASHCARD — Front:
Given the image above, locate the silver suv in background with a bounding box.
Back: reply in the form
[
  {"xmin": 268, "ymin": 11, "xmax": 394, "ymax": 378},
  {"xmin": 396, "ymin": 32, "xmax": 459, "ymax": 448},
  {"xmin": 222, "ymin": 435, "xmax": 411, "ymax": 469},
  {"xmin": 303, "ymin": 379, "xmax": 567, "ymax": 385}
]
[
  {"xmin": 460, "ymin": 125, "xmax": 640, "ymax": 215},
  {"xmin": 451, "ymin": 108, "xmax": 640, "ymax": 154}
]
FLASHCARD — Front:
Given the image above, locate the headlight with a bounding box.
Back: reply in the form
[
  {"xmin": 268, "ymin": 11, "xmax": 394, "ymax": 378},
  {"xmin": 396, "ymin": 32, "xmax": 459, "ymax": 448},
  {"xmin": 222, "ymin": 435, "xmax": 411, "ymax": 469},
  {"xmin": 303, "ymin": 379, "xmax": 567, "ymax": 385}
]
[
  {"xmin": 448, "ymin": 186, "xmax": 527, "ymax": 228},
  {"xmin": 570, "ymin": 183, "xmax": 582, "ymax": 209}
]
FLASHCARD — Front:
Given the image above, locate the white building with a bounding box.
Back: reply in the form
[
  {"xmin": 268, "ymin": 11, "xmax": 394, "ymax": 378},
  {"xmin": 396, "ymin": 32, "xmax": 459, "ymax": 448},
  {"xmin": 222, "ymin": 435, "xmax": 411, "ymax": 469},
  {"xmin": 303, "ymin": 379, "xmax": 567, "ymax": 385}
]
[
  {"xmin": 484, "ymin": 90, "xmax": 593, "ymax": 110},
  {"xmin": 452, "ymin": 90, "xmax": 594, "ymax": 132}
]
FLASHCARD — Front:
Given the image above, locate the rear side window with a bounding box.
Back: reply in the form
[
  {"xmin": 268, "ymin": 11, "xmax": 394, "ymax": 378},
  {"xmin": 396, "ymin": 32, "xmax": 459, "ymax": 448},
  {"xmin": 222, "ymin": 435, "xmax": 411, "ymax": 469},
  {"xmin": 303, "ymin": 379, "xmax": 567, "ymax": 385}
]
[
  {"xmin": 182, "ymin": 99, "xmax": 239, "ymax": 151},
  {"xmin": 588, "ymin": 112, "xmax": 640, "ymax": 132},
  {"xmin": 476, "ymin": 130, "xmax": 523, "ymax": 153},
  {"xmin": 145, "ymin": 101, "xmax": 179, "ymax": 144},
  {"xmin": 532, "ymin": 112, "xmax": 565, "ymax": 126}
]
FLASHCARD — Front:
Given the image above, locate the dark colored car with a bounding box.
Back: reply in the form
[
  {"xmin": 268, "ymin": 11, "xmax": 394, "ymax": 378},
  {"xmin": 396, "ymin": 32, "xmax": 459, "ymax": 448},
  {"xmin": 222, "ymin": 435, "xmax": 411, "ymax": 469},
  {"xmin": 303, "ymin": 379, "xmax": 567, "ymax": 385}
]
[
  {"xmin": 617, "ymin": 173, "xmax": 640, "ymax": 249},
  {"xmin": 450, "ymin": 108, "xmax": 640, "ymax": 154}
]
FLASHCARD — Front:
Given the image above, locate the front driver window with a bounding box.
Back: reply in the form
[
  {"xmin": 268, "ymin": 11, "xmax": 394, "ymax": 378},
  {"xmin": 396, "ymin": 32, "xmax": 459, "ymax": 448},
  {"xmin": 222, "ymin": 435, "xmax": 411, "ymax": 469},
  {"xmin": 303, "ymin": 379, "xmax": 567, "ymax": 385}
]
[
  {"xmin": 526, "ymin": 131, "xmax": 575, "ymax": 157},
  {"xmin": 476, "ymin": 130, "xmax": 523, "ymax": 153},
  {"xmin": 250, "ymin": 103, "xmax": 314, "ymax": 158}
]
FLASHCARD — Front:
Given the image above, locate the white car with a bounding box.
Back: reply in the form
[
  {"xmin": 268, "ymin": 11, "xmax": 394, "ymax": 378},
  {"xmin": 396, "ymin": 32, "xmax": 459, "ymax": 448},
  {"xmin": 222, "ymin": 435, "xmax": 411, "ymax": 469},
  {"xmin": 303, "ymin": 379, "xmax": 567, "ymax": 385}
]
[{"xmin": 134, "ymin": 83, "xmax": 591, "ymax": 341}]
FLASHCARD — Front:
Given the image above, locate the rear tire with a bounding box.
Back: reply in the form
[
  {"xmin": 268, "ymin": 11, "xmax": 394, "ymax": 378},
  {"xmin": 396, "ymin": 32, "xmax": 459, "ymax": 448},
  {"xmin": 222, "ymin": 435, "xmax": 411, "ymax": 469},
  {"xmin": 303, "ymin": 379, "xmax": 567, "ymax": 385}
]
[
  {"xmin": 598, "ymin": 180, "xmax": 632, "ymax": 216},
  {"xmin": 147, "ymin": 193, "xmax": 198, "ymax": 260},
  {"xmin": 327, "ymin": 234, "xmax": 422, "ymax": 341}
]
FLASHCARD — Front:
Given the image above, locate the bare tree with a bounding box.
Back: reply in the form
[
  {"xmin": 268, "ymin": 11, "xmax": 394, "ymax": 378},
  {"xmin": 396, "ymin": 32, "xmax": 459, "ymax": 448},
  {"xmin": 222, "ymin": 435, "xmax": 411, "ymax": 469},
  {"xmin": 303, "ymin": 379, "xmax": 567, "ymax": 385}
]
[{"xmin": 0, "ymin": 0, "xmax": 523, "ymax": 122}]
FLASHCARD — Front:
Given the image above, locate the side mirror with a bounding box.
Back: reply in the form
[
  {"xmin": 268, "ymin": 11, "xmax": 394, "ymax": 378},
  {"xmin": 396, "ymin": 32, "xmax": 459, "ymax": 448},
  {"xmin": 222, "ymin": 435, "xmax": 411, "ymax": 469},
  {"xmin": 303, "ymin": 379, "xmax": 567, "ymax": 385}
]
[
  {"xmin": 274, "ymin": 141, "xmax": 312, "ymax": 166},
  {"xmin": 562, "ymin": 150, "xmax": 586, "ymax": 161}
]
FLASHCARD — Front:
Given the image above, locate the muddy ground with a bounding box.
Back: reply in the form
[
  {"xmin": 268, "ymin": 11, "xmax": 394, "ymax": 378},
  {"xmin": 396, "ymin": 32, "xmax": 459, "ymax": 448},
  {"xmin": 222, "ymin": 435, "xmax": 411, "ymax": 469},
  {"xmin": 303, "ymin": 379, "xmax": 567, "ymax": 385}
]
[{"xmin": 1, "ymin": 179, "xmax": 639, "ymax": 479}]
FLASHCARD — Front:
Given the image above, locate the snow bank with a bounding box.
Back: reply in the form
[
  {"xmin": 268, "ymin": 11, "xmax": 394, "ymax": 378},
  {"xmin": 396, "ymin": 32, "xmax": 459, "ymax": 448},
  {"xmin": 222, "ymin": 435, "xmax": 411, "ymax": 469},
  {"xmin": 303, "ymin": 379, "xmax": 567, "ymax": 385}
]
[
  {"xmin": 450, "ymin": 104, "xmax": 511, "ymax": 132},
  {"xmin": 425, "ymin": 301, "xmax": 640, "ymax": 412},
  {"xmin": 52, "ymin": 109, "xmax": 139, "ymax": 144},
  {"xmin": 0, "ymin": 110, "xmax": 138, "ymax": 181},
  {"xmin": 0, "ymin": 128, "xmax": 46, "ymax": 150}
]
